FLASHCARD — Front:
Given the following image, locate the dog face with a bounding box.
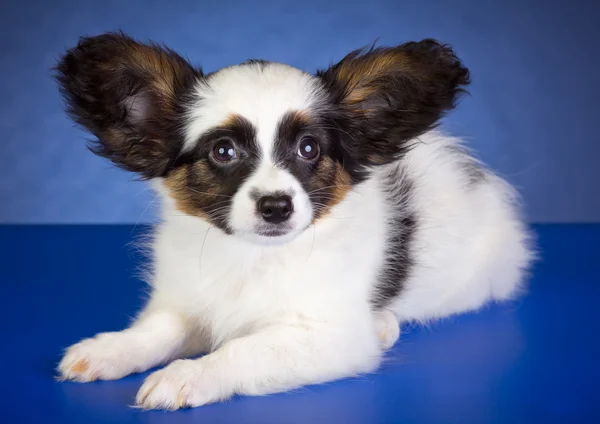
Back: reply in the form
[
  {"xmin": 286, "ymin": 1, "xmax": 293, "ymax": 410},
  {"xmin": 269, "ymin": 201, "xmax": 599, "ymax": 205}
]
[{"xmin": 56, "ymin": 32, "xmax": 469, "ymax": 243}]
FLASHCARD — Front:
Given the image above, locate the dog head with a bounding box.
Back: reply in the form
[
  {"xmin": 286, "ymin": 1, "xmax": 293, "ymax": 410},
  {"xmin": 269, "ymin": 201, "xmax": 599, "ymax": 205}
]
[{"xmin": 56, "ymin": 32, "xmax": 469, "ymax": 244}]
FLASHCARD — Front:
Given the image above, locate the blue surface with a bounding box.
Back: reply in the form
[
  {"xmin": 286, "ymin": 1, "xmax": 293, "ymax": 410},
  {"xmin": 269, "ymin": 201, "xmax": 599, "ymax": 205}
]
[
  {"xmin": 1, "ymin": 0, "xmax": 600, "ymax": 223},
  {"xmin": 0, "ymin": 224, "xmax": 599, "ymax": 423}
]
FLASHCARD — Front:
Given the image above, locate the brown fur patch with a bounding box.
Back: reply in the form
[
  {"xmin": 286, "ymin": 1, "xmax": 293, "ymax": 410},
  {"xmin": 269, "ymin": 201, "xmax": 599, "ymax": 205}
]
[
  {"xmin": 164, "ymin": 164, "xmax": 212, "ymax": 220},
  {"xmin": 96, "ymin": 38, "xmax": 192, "ymax": 113},
  {"xmin": 163, "ymin": 113, "xmax": 251, "ymax": 220},
  {"xmin": 71, "ymin": 359, "xmax": 89, "ymax": 374},
  {"xmin": 334, "ymin": 49, "xmax": 411, "ymax": 105},
  {"xmin": 161, "ymin": 113, "xmax": 260, "ymax": 231},
  {"xmin": 330, "ymin": 162, "xmax": 353, "ymax": 201},
  {"xmin": 220, "ymin": 113, "xmax": 256, "ymax": 135},
  {"xmin": 289, "ymin": 109, "xmax": 312, "ymax": 125},
  {"xmin": 272, "ymin": 110, "xmax": 355, "ymax": 223},
  {"xmin": 312, "ymin": 159, "xmax": 353, "ymax": 222}
]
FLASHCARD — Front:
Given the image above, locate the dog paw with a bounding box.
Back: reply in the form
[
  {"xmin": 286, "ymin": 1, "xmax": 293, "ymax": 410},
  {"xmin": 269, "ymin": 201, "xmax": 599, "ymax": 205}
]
[
  {"xmin": 135, "ymin": 359, "xmax": 222, "ymax": 411},
  {"xmin": 375, "ymin": 309, "xmax": 400, "ymax": 350},
  {"xmin": 57, "ymin": 332, "xmax": 140, "ymax": 382}
]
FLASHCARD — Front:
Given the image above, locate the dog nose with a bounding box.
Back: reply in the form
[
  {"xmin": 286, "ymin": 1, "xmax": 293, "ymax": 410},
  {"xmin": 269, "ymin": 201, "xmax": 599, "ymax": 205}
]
[{"xmin": 257, "ymin": 195, "xmax": 293, "ymax": 223}]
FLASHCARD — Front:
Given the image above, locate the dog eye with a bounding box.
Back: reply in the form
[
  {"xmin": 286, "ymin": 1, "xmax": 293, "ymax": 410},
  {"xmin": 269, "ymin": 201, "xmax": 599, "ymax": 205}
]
[
  {"xmin": 212, "ymin": 139, "xmax": 237, "ymax": 163},
  {"xmin": 297, "ymin": 136, "xmax": 320, "ymax": 161}
]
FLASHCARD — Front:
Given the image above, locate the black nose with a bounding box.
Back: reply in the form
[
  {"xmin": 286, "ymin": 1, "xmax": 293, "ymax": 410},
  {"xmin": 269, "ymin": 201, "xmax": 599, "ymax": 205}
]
[{"xmin": 257, "ymin": 195, "xmax": 293, "ymax": 223}]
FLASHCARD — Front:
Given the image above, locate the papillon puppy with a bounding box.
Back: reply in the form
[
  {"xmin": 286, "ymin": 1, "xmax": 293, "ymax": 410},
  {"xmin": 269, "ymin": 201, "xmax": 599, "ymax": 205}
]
[{"xmin": 55, "ymin": 32, "xmax": 533, "ymax": 410}]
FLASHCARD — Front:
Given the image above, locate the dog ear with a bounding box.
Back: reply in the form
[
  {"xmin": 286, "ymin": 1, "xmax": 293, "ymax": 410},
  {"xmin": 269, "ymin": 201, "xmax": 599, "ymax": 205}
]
[
  {"xmin": 318, "ymin": 39, "xmax": 470, "ymax": 166},
  {"xmin": 55, "ymin": 32, "xmax": 201, "ymax": 179}
]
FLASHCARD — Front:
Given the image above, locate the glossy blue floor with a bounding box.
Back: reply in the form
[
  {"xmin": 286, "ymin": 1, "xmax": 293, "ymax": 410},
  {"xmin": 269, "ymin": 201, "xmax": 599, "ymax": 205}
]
[{"xmin": 1, "ymin": 224, "xmax": 598, "ymax": 423}]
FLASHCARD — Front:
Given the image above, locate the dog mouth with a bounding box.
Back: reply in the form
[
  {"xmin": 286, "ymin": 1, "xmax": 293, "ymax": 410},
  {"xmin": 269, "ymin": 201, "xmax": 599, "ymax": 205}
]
[{"xmin": 254, "ymin": 224, "xmax": 293, "ymax": 238}]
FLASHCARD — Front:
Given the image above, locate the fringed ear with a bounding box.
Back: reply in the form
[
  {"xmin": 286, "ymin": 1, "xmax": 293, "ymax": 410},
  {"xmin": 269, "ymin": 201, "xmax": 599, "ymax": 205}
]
[
  {"xmin": 55, "ymin": 32, "xmax": 201, "ymax": 179},
  {"xmin": 318, "ymin": 39, "xmax": 470, "ymax": 166}
]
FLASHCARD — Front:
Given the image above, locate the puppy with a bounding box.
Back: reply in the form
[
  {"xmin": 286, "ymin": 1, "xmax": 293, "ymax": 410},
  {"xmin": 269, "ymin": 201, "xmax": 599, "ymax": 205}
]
[{"xmin": 55, "ymin": 32, "xmax": 533, "ymax": 410}]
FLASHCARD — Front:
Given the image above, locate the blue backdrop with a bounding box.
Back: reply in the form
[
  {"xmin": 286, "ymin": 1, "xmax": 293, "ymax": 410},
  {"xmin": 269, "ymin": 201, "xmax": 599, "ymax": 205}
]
[{"xmin": 1, "ymin": 0, "xmax": 598, "ymax": 223}]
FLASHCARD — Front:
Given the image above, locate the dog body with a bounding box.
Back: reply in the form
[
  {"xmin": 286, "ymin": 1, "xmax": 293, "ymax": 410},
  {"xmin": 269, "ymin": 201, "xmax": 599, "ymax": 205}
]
[{"xmin": 56, "ymin": 33, "xmax": 533, "ymax": 410}]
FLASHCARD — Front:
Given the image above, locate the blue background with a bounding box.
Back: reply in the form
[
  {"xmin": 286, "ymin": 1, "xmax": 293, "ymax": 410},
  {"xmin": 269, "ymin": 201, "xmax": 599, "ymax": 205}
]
[{"xmin": 1, "ymin": 0, "xmax": 598, "ymax": 224}]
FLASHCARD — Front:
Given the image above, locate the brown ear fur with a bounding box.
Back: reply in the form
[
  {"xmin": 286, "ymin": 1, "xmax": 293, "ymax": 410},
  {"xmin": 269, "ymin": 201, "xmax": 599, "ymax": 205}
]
[
  {"xmin": 55, "ymin": 32, "xmax": 201, "ymax": 178},
  {"xmin": 318, "ymin": 39, "xmax": 470, "ymax": 166}
]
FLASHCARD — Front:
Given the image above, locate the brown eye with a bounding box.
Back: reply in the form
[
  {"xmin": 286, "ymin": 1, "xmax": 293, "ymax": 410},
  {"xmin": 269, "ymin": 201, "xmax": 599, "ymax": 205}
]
[
  {"xmin": 297, "ymin": 136, "xmax": 320, "ymax": 160},
  {"xmin": 212, "ymin": 139, "xmax": 237, "ymax": 162}
]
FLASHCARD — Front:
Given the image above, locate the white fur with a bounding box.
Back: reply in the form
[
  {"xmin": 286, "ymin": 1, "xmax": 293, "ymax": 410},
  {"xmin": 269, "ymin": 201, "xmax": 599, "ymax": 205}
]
[
  {"xmin": 184, "ymin": 62, "xmax": 324, "ymax": 152},
  {"xmin": 389, "ymin": 133, "xmax": 533, "ymax": 321},
  {"xmin": 58, "ymin": 64, "xmax": 533, "ymax": 410},
  {"xmin": 229, "ymin": 160, "xmax": 314, "ymax": 244}
]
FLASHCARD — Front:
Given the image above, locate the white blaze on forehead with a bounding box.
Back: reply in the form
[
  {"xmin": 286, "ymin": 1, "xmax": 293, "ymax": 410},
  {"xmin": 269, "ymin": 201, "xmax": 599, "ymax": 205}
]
[{"xmin": 184, "ymin": 63, "xmax": 324, "ymax": 154}]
